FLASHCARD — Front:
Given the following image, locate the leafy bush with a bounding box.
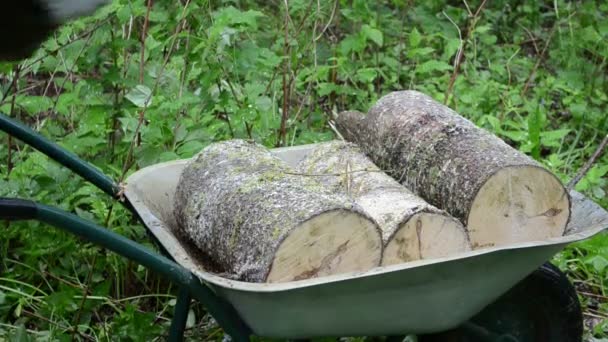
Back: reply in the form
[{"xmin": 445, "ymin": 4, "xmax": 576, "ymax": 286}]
[{"xmin": 0, "ymin": 0, "xmax": 607, "ymax": 340}]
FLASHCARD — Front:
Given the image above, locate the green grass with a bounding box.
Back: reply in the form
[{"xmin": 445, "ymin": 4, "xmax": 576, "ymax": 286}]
[{"xmin": 0, "ymin": 0, "xmax": 607, "ymax": 340}]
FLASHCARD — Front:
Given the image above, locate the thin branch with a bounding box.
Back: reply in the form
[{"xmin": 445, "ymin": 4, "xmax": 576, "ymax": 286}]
[
  {"xmin": 6, "ymin": 65, "xmax": 20, "ymax": 178},
  {"xmin": 314, "ymin": 0, "xmax": 339, "ymax": 41},
  {"xmin": 214, "ymin": 80, "xmax": 235, "ymax": 138},
  {"xmin": 70, "ymin": 254, "xmax": 98, "ymax": 341},
  {"xmin": 123, "ymin": 15, "xmax": 135, "ymax": 80},
  {"xmin": 49, "ymin": 32, "xmax": 95, "ymax": 116},
  {"xmin": 583, "ymin": 311, "xmax": 608, "ymax": 320},
  {"xmin": 288, "ymin": 80, "xmax": 314, "ymax": 145},
  {"xmin": 443, "ymin": 0, "xmax": 488, "ymax": 105},
  {"xmin": 327, "ymin": 119, "xmax": 344, "ymax": 140},
  {"xmin": 0, "ymin": 18, "xmax": 109, "ymax": 107},
  {"xmin": 586, "ymin": 308, "xmax": 608, "ymax": 318},
  {"xmin": 443, "ymin": 11, "xmax": 463, "ymax": 71},
  {"xmin": 222, "ymin": 73, "xmax": 243, "ymax": 108},
  {"xmin": 21, "ymin": 18, "xmax": 111, "ymax": 72},
  {"xmin": 567, "ymin": 134, "xmax": 608, "ymax": 190},
  {"xmin": 21, "ymin": 310, "xmax": 95, "ymax": 341},
  {"xmin": 172, "ymin": 27, "xmax": 191, "ymax": 150},
  {"xmin": 474, "ymin": 0, "xmax": 488, "ymax": 17},
  {"xmin": 118, "ymin": 0, "xmax": 192, "ymax": 185},
  {"xmin": 277, "ymin": 0, "xmax": 291, "ymax": 147},
  {"xmin": 135, "ymin": 0, "xmax": 154, "ymax": 149},
  {"xmin": 521, "ymin": 22, "xmax": 558, "ymax": 98},
  {"xmin": 443, "ymin": 11, "xmax": 464, "ymax": 105},
  {"xmin": 69, "ymin": 190, "xmax": 117, "ymax": 339},
  {"xmin": 577, "ymin": 291, "xmax": 608, "ymax": 300},
  {"xmin": 293, "ymin": 0, "xmax": 314, "ymax": 37},
  {"xmin": 517, "ymin": 23, "xmax": 539, "ymax": 54},
  {"xmin": 462, "ymin": 0, "xmax": 473, "ymax": 16},
  {"xmin": 140, "ymin": 0, "xmax": 153, "ymax": 84}
]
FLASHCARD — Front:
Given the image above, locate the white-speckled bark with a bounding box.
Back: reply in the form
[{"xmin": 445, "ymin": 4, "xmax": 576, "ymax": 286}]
[
  {"xmin": 173, "ymin": 139, "xmax": 382, "ymax": 282},
  {"xmin": 335, "ymin": 90, "xmax": 571, "ymax": 248},
  {"xmin": 297, "ymin": 140, "xmax": 456, "ymax": 241}
]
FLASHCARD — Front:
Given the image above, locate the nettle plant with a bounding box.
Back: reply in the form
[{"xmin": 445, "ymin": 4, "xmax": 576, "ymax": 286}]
[{"xmin": 0, "ymin": 0, "xmax": 607, "ymax": 339}]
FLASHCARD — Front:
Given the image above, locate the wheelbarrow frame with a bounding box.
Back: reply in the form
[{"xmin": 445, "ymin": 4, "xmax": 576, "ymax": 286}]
[
  {"xmin": 0, "ymin": 112, "xmax": 590, "ymax": 341},
  {"xmin": 0, "ymin": 198, "xmax": 251, "ymax": 341},
  {"xmin": 0, "ymin": 113, "xmax": 252, "ymax": 341}
]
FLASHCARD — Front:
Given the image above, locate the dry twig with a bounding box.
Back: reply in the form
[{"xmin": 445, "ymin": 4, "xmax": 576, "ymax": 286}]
[
  {"xmin": 567, "ymin": 134, "xmax": 608, "ymax": 190},
  {"xmin": 520, "ymin": 23, "xmax": 558, "ymax": 98},
  {"xmin": 443, "ymin": 0, "xmax": 489, "ymax": 105}
]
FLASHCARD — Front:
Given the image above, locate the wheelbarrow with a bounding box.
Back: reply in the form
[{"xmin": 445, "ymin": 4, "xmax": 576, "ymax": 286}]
[{"xmin": 1, "ymin": 112, "xmax": 607, "ymax": 341}]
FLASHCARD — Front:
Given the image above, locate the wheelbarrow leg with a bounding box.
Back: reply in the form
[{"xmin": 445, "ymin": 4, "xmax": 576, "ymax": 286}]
[
  {"xmin": 168, "ymin": 287, "xmax": 192, "ymax": 342},
  {"xmin": 0, "ymin": 198, "xmax": 252, "ymax": 342}
]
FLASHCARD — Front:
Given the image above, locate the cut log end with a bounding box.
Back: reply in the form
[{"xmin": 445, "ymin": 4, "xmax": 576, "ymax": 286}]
[
  {"xmin": 174, "ymin": 139, "xmax": 384, "ymax": 283},
  {"xmin": 382, "ymin": 212, "xmax": 471, "ymax": 266},
  {"xmin": 467, "ymin": 165, "xmax": 571, "ymax": 249},
  {"xmin": 266, "ymin": 209, "xmax": 383, "ymax": 283},
  {"xmin": 337, "ymin": 92, "xmax": 571, "ymax": 249}
]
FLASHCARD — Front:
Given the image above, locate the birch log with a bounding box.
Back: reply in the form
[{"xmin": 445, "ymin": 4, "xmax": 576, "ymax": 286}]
[
  {"xmin": 173, "ymin": 139, "xmax": 383, "ymax": 283},
  {"xmin": 297, "ymin": 140, "xmax": 471, "ymax": 265},
  {"xmin": 336, "ymin": 90, "xmax": 571, "ymax": 249}
]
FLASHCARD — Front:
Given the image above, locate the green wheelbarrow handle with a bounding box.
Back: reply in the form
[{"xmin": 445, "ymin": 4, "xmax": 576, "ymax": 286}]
[
  {"xmin": 0, "ymin": 197, "xmax": 252, "ymax": 341},
  {"xmin": 0, "ymin": 111, "xmax": 171, "ymax": 261},
  {"xmin": 0, "ymin": 111, "xmax": 254, "ymax": 340}
]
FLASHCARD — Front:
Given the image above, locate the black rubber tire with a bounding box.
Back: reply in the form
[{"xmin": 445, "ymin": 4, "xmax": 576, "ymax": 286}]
[{"xmin": 418, "ymin": 262, "xmax": 583, "ymax": 342}]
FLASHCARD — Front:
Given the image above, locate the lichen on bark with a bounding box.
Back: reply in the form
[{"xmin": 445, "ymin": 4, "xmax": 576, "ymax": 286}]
[
  {"xmin": 336, "ymin": 90, "xmax": 570, "ymax": 248},
  {"xmin": 297, "ymin": 140, "xmax": 470, "ymax": 263},
  {"xmin": 173, "ymin": 139, "xmax": 383, "ymax": 282}
]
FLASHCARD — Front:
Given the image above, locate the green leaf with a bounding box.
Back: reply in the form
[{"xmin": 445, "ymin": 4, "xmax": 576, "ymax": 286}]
[
  {"xmin": 8, "ymin": 325, "xmax": 31, "ymax": 342},
  {"xmin": 317, "ymin": 83, "xmax": 338, "ymax": 97},
  {"xmin": 581, "ymin": 26, "xmax": 602, "ymax": 43},
  {"xmin": 480, "ymin": 34, "xmax": 497, "ymax": 45},
  {"xmin": 528, "ymin": 106, "xmax": 542, "ymax": 160},
  {"xmin": 480, "ymin": 115, "xmax": 501, "ymax": 132},
  {"xmin": 415, "ymin": 60, "xmax": 452, "ymax": 74},
  {"xmin": 408, "ymin": 47, "xmax": 435, "ymax": 58},
  {"xmin": 540, "ymin": 129, "xmax": 571, "ymax": 147},
  {"xmin": 356, "ymin": 68, "xmax": 378, "ymax": 83},
  {"xmin": 586, "ymin": 255, "xmax": 608, "ymax": 273},
  {"xmin": 126, "ymin": 85, "xmax": 153, "ymax": 108},
  {"xmin": 159, "ymin": 151, "xmax": 180, "ymax": 162},
  {"xmin": 339, "ymin": 33, "xmax": 366, "ymax": 54},
  {"xmin": 592, "ymin": 186, "xmax": 606, "ymax": 199},
  {"xmin": 569, "ymin": 102, "xmax": 587, "ymax": 120},
  {"xmin": 442, "ymin": 38, "xmax": 461, "ymax": 60},
  {"xmin": 213, "ymin": 7, "xmax": 265, "ymax": 29},
  {"xmin": 177, "ymin": 141, "xmax": 207, "ymax": 158},
  {"xmin": 474, "ymin": 24, "xmax": 492, "ymax": 34},
  {"xmin": 255, "ymin": 96, "xmax": 273, "ymax": 112},
  {"xmin": 409, "ymin": 28, "xmax": 421, "ymax": 48},
  {"xmin": 186, "ymin": 309, "xmax": 196, "ymax": 329},
  {"xmin": 18, "ymin": 96, "xmax": 53, "ymax": 114},
  {"xmin": 501, "ymin": 130, "xmax": 527, "ymax": 142},
  {"xmin": 362, "ymin": 25, "xmax": 383, "ymax": 46},
  {"xmin": 44, "ymin": 288, "xmax": 79, "ymax": 316}
]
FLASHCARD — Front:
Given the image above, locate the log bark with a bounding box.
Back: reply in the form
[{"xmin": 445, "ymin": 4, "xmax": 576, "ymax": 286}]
[
  {"xmin": 173, "ymin": 139, "xmax": 383, "ymax": 283},
  {"xmin": 297, "ymin": 140, "xmax": 470, "ymax": 265},
  {"xmin": 336, "ymin": 90, "xmax": 571, "ymax": 249}
]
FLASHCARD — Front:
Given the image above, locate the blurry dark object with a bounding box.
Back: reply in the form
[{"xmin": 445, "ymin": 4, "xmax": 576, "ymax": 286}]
[{"xmin": 0, "ymin": 0, "xmax": 109, "ymax": 61}]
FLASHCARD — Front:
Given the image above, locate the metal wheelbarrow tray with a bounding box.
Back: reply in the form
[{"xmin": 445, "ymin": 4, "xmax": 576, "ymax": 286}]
[
  {"xmin": 1, "ymin": 113, "xmax": 608, "ymax": 340},
  {"xmin": 124, "ymin": 143, "xmax": 608, "ymax": 339}
]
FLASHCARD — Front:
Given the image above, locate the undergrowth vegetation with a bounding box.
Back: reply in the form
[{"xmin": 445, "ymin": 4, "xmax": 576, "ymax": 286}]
[{"xmin": 0, "ymin": 0, "xmax": 607, "ymax": 340}]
